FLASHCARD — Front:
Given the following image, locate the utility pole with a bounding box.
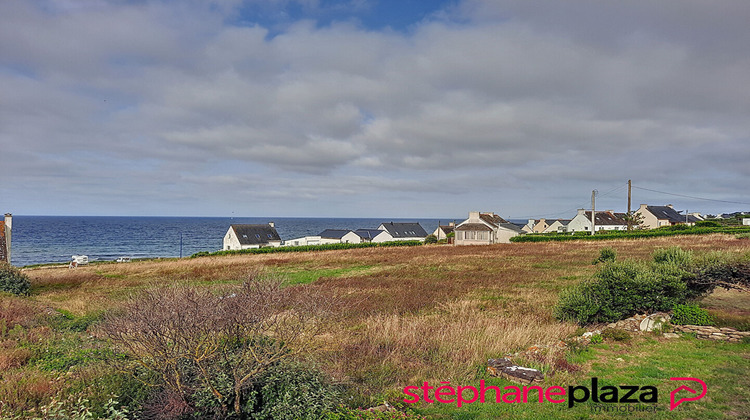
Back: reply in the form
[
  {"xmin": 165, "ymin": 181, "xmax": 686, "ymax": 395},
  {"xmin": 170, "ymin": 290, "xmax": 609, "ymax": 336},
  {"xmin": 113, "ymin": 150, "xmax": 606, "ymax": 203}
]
[
  {"xmin": 591, "ymin": 190, "xmax": 597, "ymax": 235},
  {"xmin": 627, "ymin": 179, "xmax": 632, "ymax": 231}
]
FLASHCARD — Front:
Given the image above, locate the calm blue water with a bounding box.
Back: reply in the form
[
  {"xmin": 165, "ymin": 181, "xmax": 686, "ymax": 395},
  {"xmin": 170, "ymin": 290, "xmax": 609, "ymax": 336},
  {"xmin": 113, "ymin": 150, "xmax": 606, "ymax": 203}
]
[{"xmin": 10, "ymin": 216, "xmax": 455, "ymax": 267}]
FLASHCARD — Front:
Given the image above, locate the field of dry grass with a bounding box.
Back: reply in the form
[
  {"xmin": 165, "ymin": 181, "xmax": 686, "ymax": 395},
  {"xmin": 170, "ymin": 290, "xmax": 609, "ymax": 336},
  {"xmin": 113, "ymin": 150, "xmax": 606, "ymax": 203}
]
[{"xmin": 18, "ymin": 234, "xmax": 750, "ymax": 406}]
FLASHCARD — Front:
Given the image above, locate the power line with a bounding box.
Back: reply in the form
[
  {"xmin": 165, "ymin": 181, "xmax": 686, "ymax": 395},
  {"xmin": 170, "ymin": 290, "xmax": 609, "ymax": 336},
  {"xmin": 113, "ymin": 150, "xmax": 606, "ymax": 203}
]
[{"xmin": 632, "ymin": 186, "xmax": 750, "ymax": 206}]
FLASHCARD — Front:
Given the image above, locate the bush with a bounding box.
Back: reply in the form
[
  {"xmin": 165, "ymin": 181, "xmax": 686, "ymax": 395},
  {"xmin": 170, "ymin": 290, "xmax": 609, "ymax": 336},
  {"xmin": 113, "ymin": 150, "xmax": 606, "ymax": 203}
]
[
  {"xmin": 652, "ymin": 247, "xmax": 693, "ymax": 266},
  {"xmin": 695, "ymin": 220, "xmax": 721, "ymax": 228},
  {"xmin": 592, "ymin": 247, "xmax": 616, "ymax": 265},
  {"xmin": 554, "ymin": 260, "xmax": 688, "ymax": 324},
  {"xmin": 0, "ymin": 263, "xmax": 31, "ymax": 295},
  {"xmin": 248, "ymin": 361, "xmax": 341, "ymax": 420},
  {"xmin": 423, "ymin": 234, "xmax": 438, "ymax": 244},
  {"xmin": 671, "ymin": 304, "xmax": 714, "ymax": 326},
  {"xmin": 601, "ymin": 328, "xmax": 632, "ymax": 342}
]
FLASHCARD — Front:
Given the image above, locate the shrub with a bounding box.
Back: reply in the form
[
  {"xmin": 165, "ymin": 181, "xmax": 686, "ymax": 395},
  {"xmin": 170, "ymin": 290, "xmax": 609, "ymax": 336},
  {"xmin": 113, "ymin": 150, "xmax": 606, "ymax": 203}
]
[
  {"xmin": 592, "ymin": 247, "xmax": 616, "ymax": 265},
  {"xmin": 671, "ymin": 304, "xmax": 714, "ymax": 326},
  {"xmin": 554, "ymin": 260, "xmax": 688, "ymax": 324},
  {"xmin": 101, "ymin": 272, "xmax": 337, "ymax": 417},
  {"xmin": 601, "ymin": 328, "xmax": 632, "ymax": 342},
  {"xmin": 0, "ymin": 263, "xmax": 31, "ymax": 295},
  {"xmin": 652, "ymin": 247, "xmax": 693, "ymax": 266},
  {"xmin": 695, "ymin": 220, "xmax": 721, "ymax": 228},
  {"xmin": 247, "ymin": 361, "xmax": 341, "ymax": 420},
  {"xmin": 589, "ymin": 334, "xmax": 603, "ymax": 344},
  {"xmin": 423, "ymin": 234, "xmax": 438, "ymax": 244}
]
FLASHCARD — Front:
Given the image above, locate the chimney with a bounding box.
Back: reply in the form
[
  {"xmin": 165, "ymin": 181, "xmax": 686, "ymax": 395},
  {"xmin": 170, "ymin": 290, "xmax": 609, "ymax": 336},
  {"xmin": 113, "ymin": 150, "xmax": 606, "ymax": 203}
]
[
  {"xmin": 666, "ymin": 204, "xmax": 674, "ymax": 209},
  {"xmin": 449, "ymin": 221, "xmax": 455, "ymax": 227},
  {"xmin": 577, "ymin": 209, "xmax": 586, "ymax": 216},
  {"xmin": 469, "ymin": 211, "xmax": 480, "ymax": 220},
  {"xmin": 268, "ymin": 221, "xmax": 275, "ymax": 228}
]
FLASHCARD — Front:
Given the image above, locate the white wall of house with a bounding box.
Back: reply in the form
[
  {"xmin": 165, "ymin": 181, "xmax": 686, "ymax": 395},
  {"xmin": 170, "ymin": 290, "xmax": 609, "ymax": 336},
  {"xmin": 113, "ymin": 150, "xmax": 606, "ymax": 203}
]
[
  {"xmin": 567, "ymin": 210, "xmax": 592, "ymax": 233},
  {"xmin": 320, "ymin": 237, "xmax": 344, "ymax": 245},
  {"xmin": 635, "ymin": 204, "xmax": 660, "ymax": 229},
  {"xmin": 284, "ymin": 236, "xmax": 321, "ymax": 247},
  {"xmin": 371, "ymin": 231, "xmax": 395, "ymax": 243},
  {"xmin": 743, "ymin": 218, "xmax": 750, "ymax": 226},
  {"xmin": 341, "ymin": 231, "xmax": 362, "ymax": 244},
  {"xmin": 495, "ymin": 227, "xmax": 520, "ymax": 244},
  {"xmin": 455, "ymin": 229, "xmax": 493, "ymax": 245}
]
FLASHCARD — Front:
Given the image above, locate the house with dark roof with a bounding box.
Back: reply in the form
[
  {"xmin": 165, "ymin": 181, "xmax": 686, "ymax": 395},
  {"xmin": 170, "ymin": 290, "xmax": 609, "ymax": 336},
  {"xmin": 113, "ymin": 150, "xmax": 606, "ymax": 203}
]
[
  {"xmin": 432, "ymin": 222, "xmax": 455, "ymax": 241},
  {"xmin": 546, "ymin": 219, "xmax": 572, "ymax": 233},
  {"xmin": 567, "ymin": 209, "xmax": 628, "ymax": 232},
  {"xmin": 352, "ymin": 229, "xmax": 390, "ymax": 243},
  {"xmin": 635, "ymin": 204, "xmax": 701, "ymax": 229},
  {"xmin": 223, "ymin": 223, "xmax": 281, "ymax": 250},
  {"xmin": 376, "ymin": 222, "xmax": 428, "ymax": 242},
  {"xmin": 319, "ymin": 229, "xmax": 361, "ymax": 244},
  {"xmin": 455, "ymin": 211, "xmax": 524, "ymax": 245}
]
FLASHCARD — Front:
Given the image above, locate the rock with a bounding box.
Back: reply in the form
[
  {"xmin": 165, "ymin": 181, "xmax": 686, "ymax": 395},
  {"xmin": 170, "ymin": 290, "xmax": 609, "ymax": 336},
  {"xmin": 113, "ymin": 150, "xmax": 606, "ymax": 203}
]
[
  {"xmin": 639, "ymin": 313, "xmax": 671, "ymax": 332},
  {"xmin": 662, "ymin": 333, "xmax": 680, "ymax": 339},
  {"xmin": 615, "ymin": 357, "xmax": 625, "ymax": 362}
]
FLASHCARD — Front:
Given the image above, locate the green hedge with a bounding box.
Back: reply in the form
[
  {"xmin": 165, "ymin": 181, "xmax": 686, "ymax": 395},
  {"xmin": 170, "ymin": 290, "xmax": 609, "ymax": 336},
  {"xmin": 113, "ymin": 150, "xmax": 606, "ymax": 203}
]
[
  {"xmin": 191, "ymin": 240, "xmax": 423, "ymax": 258},
  {"xmin": 511, "ymin": 226, "xmax": 750, "ymax": 243}
]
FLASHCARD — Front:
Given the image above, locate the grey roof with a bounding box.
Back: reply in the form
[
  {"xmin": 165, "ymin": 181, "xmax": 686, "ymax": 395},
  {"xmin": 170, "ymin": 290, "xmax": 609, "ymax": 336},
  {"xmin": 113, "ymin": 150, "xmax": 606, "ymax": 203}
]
[
  {"xmin": 379, "ymin": 222, "xmax": 428, "ymax": 238},
  {"xmin": 354, "ymin": 229, "xmax": 385, "ymax": 239},
  {"xmin": 455, "ymin": 223, "xmax": 493, "ymax": 232},
  {"xmin": 479, "ymin": 213, "xmax": 508, "ymax": 226},
  {"xmin": 582, "ymin": 211, "xmax": 628, "ymax": 226},
  {"xmin": 646, "ymin": 206, "xmax": 700, "ymax": 224},
  {"xmin": 231, "ymin": 224, "xmax": 281, "ymax": 246},
  {"xmin": 498, "ymin": 222, "xmax": 525, "ymax": 234},
  {"xmin": 318, "ymin": 229, "xmax": 352, "ymax": 239}
]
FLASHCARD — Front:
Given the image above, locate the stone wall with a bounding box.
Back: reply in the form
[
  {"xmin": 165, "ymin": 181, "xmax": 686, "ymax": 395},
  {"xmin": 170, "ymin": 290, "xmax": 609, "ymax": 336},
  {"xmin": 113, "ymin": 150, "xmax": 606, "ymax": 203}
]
[{"xmin": 672, "ymin": 325, "xmax": 750, "ymax": 342}]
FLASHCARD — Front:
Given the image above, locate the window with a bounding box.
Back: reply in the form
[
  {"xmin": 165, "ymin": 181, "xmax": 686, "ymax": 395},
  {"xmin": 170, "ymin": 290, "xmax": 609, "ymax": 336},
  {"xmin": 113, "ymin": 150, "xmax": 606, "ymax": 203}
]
[
  {"xmin": 267, "ymin": 234, "xmax": 273, "ymax": 238},
  {"xmin": 255, "ymin": 234, "xmax": 261, "ymax": 239}
]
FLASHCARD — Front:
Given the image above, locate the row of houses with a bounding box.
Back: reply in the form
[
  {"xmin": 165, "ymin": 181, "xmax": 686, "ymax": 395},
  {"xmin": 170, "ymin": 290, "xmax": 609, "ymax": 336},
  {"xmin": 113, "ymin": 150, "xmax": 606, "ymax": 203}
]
[
  {"xmin": 222, "ymin": 221, "xmax": 429, "ymax": 250},
  {"xmin": 523, "ymin": 204, "xmax": 704, "ymax": 234},
  {"xmin": 222, "ymin": 203, "xmax": 711, "ymax": 250}
]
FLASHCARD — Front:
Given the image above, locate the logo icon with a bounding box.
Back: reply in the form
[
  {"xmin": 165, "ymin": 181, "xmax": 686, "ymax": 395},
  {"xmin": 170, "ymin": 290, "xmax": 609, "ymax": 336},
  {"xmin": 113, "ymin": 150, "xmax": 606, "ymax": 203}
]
[{"xmin": 669, "ymin": 377, "xmax": 707, "ymax": 411}]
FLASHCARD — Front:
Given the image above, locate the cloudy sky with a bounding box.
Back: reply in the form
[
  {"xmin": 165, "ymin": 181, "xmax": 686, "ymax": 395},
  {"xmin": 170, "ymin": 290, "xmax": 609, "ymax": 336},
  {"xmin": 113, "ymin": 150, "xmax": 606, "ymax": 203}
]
[{"xmin": 2, "ymin": 0, "xmax": 750, "ymax": 218}]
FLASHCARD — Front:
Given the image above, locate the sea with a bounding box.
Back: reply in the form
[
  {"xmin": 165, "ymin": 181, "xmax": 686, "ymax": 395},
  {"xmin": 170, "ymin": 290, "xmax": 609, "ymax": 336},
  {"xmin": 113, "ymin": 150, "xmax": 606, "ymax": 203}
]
[{"xmin": 9, "ymin": 216, "xmax": 461, "ymax": 267}]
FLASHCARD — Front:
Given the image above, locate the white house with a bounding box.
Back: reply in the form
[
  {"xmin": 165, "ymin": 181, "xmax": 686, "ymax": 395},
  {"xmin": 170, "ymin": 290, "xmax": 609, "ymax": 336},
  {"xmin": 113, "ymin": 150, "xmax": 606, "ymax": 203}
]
[
  {"xmin": 454, "ymin": 211, "xmax": 524, "ymax": 245},
  {"xmin": 546, "ymin": 219, "xmax": 571, "ymax": 233},
  {"xmin": 567, "ymin": 209, "xmax": 628, "ymax": 233},
  {"xmin": 284, "ymin": 236, "xmax": 321, "ymax": 247},
  {"xmin": 376, "ymin": 222, "xmax": 428, "ymax": 242},
  {"xmin": 433, "ymin": 222, "xmax": 455, "ymax": 241},
  {"xmin": 223, "ymin": 223, "xmax": 282, "ymax": 250},
  {"xmin": 635, "ymin": 204, "xmax": 700, "ymax": 229},
  {"xmin": 319, "ymin": 229, "xmax": 358, "ymax": 244},
  {"xmin": 353, "ymin": 229, "xmax": 391, "ymax": 243}
]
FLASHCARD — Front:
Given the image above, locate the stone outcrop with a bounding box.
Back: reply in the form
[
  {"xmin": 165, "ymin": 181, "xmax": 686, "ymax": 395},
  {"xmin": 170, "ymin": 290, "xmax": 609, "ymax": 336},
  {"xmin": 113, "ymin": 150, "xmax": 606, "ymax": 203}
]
[
  {"xmin": 487, "ymin": 358, "xmax": 544, "ymax": 384},
  {"xmin": 672, "ymin": 325, "xmax": 750, "ymax": 342}
]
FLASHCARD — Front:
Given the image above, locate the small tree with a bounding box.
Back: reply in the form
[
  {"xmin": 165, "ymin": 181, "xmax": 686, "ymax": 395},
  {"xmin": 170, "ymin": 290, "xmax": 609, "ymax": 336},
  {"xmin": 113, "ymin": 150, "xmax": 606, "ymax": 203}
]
[
  {"xmin": 623, "ymin": 211, "xmax": 645, "ymax": 231},
  {"xmin": 101, "ymin": 271, "xmax": 336, "ymax": 417},
  {"xmin": 424, "ymin": 234, "xmax": 438, "ymax": 244}
]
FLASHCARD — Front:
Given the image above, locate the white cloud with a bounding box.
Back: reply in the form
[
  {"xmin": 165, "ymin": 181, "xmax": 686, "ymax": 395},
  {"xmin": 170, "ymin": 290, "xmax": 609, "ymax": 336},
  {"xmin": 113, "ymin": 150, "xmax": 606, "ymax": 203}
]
[{"xmin": 1, "ymin": 0, "xmax": 749, "ymax": 217}]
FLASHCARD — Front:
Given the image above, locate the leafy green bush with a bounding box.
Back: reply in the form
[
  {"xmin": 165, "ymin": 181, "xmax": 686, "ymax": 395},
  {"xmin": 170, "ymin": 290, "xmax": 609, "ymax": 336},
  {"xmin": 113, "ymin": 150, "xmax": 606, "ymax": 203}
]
[
  {"xmin": 247, "ymin": 361, "xmax": 341, "ymax": 420},
  {"xmin": 424, "ymin": 234, "xmax": 438, "ymax": 244},
  {"xmin": 554, "ymin": 260, "xmax": 688, "ymax": 324},
  {"xmin": 0, "ymin": 262, "xmax": 31, "ymax": 295},
  {"xmin": 592, "ymin": 247, "xmax": 616, "ymax": 265},
  {"xmin": 695, "ymin": 220, "xmax": 721, "ymax": 228},
  {"xmin": 589, "ymin": 334, "xmax": 603, "ymax": 344},
  {"xmin": 671, "ymin": 304, "xmax": 714, "ymax": 326}
]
